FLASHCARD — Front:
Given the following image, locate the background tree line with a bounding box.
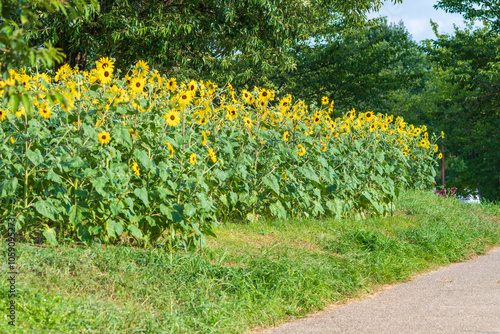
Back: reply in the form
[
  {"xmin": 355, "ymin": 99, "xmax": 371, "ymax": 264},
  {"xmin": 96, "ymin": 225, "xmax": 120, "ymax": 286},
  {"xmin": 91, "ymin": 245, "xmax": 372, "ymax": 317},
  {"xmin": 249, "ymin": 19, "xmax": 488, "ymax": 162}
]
[{"xmin": 1, "ymin": 0, "xmax": 498, "ymax": 201}]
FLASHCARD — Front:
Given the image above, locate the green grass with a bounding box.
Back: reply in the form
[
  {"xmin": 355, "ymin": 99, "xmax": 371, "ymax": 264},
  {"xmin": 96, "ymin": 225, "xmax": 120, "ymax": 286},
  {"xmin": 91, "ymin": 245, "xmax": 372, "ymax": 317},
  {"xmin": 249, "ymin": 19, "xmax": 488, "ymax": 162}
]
[{"xmin": 1, "ymin": 190, "xmax": 499, "ymax": 333}]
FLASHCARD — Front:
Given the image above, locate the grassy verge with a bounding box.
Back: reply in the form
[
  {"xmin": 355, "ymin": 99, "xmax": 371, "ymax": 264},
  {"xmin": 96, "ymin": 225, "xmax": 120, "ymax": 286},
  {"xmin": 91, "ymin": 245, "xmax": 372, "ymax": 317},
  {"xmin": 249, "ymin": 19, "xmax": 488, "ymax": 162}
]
[{"xmin": 1, "ymin": 190, "xmax": 499, "ymax": 333}]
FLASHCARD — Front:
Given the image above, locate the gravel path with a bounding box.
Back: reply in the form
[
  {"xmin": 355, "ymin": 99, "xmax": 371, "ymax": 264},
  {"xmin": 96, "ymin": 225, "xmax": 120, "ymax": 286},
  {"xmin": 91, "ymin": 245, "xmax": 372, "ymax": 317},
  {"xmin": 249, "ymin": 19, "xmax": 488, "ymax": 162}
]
[{"xmin": 259, "ymin": 247, "xmax": 500, "ymax": 334}]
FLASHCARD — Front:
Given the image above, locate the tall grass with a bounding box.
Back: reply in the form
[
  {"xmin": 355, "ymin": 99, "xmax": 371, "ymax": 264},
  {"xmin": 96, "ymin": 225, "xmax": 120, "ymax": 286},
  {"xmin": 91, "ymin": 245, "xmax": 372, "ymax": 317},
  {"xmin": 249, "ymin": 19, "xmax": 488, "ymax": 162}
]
[{"xmin": 1, "ymin": 190, "xmax": 499, "ymax": 333}]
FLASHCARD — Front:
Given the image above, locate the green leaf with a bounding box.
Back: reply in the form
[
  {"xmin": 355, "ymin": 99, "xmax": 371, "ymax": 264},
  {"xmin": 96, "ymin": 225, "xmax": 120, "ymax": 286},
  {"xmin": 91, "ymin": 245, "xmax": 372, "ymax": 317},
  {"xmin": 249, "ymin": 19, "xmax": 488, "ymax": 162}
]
[
  {"xmin": 21, "ymin": 93, "xmax": 33, "ymax": 114},
  {"xmin": 68, "ymin": 204, "xmax": 85, "ymax": 225},
  {"xmin": 34, "ymin": 200, "xmax": 57, "ymax": 221},
  {"xmin": 114, "ymin": 126, "xmax": 132, "ymax": 148},
  {"xmin": 27, "ymin": 148, "xmax": 43, "ymax": 166},
  {"xmin": 47, "ymin": 169, "xmax": 62, "ymax": 184},
  {"xmin": 110, "ymin": 201, "xmax": 125, "ymax": 216},
  {"xmin": 230, "ymin": 191, "xmax": 238, "ymax": 205},
  {"xmin": 42, "ymin": 227, "xmax": 58, "ymax": 246},
  {"xmin": 196, "ymin": 192, "xmax": 212, "ymax": 211},
  {"xmin": 219, "ymin": 194, "xmax": 229, "ymax": 207},
  {"xmin": 0, "ymin": 177, "xmax": 18, "ymax": 197},
  {"xmin": 184, "ymin": 203, "xmax": 196, "ymax": 217},
  {"xmin": 134, "ymin": 187, "xmax": 149, "ymax": 206},
  {"xmin": 134, "ymin": 149, "xmax": 153, "ymax": 170},
  {"xmin": 128, "ymin": 225, "xmax": 143, "ymax": 239},
  {"xmin": 269, "ymin": 201, "xmax": 287, "ymax": 218},
  {"xmin": 107, "ymin": 220, "xmax": 123, "ymax": 238},
  {"xmin": 263, "ymin": 175, "xmax": 280, "ymax": 196}
]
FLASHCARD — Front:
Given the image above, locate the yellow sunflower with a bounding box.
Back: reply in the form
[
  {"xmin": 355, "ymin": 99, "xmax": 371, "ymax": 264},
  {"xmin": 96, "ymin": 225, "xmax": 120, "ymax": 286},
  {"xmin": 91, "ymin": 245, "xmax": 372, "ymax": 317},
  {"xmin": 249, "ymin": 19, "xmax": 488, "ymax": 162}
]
[
  {"xmin": 97, "ymin": 67, "xmax": 113, "ymax": 84},
  {"xmin": 96, "ymin": 57, "xmax": 114, "ymax": 71},
  {"xmin": 321, "ymin": 96, "xmax": 329, "ymax": 105},
  {"xmin": 207, "ymin": 148, "xmax": 217, "ymax": 163},
  {"xmin": 165, "ymin": 110, "xmax": 181, "ymax": 127},
  {"xmin": 167, "ymin": 78, "xmax": 177, "ymax": 91},
  {"xmin": 243, "ymin": 116, "xmax": 253, "ymax": 128},
  {"xmin": 283, "ymin": 131, "xmax": 290, "ymax": 142},
  {"xmin": 129, "ymin": 77, "xmax": 145, "ymax": 93},
  {"xmin": 364, "ymin": 111, "xmax": 374, "ymax": 122},
  {"xmin": 0, "ymin": 108, "xmax": 7, "ymax": 121},
  {"xmin": 189, "ymin": 153, "xmax": 196, "ymax": 165},
  {"xmin": 438, "ymin": 153, "xmax": 443, "ymax": 159},
  {"xmin": 15, "ymin": 107, "xmax": 25, "ymax": 118},
  {"xmin": 434, "ymin": 144, "xmax": 439, "ymax": 153},
  {"xmin": 39, "ymin": 105, "xmax": 52, "ymax": 119},
  {"xmin": 178, "ymin": 91, "xmax": 193, "ymax": 107},
  {"xmin": 134, "ymin": 60, "xmax": 149, "ymax": 77},
  {"xmin": 131, "ymin": 162, "xmax": 140, "ymax": 176},
  {"xmin": 202, "ymin": 131, "xmax": 207, "ymax": 146},
  {"xmin": 165, "ymin": 142, "xmax": 175, "ymax": 158},
  {"xmin": 98, "ymin": 131, "xmax": 111, "ymax": 145},
  {"xmin": 297, "ymin": 144, "xmax": 306, "ymax": 156}
]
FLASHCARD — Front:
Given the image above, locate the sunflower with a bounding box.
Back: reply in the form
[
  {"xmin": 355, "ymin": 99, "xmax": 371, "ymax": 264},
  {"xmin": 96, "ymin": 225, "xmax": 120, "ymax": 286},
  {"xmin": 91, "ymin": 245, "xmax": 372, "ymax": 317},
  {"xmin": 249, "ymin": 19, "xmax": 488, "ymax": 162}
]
[
  {"xmin": 297, "ymin": 144, "xmax": 306, "ymax": 157},
  {"xmin": 165, "ymin": 110, "xmax": 181, "ymax": 127},
  {"xmin": 10, "ymin": 136, "xmax": 15, "ymax": 144},
  {"xmin": 438, "ymin": 153, "xmax": 443, "ymax": 159},
  {"xmin": 129, "ymin": 77, "xmax": 145, "ymax": 93},
  {"xmin": 243, "ymin": 116, "xmax": 253, "ymax": 128},
  {"xmin": 202, "ymin": 131, "xmax": 207, "ymax": 146},
  {"xmin": 98, "ymin": 131, "xmax": 111, "ymax": 145},
  {"xmin": 96, "ymin": 57, "xmax": 114, "ymax": 71},
  {"xmin": 0, "ymin": 109, "xmax": 6, "ymax": 121},
  {"xmin": 208, "ymin": 148, "xmax": 217, "ymax": 163},
  {"xmin": 226, "ymin": 107, "xmax": 237, "ymax": 120},
  {"xmin": 434, "ymin": 144, "xmax": 439, "ymax": 153},
  {"xmin": 321, "ymin": 96, "xmax": 329, "ymax": 105},
  {"xmin": 134, "ymin": 60, "xmax": 149, "ymax": 77},
  {"xmin": 178, "ymin": 91, "xmax": 193, "ymax": 107},
  {"xmin": 165, "ymin": 142, "xmax": 175, "ymax": 158},
  {"xmin": 441, "ymin": 131, "xmax": 445, "ymax": 139},
  {"xmin": 188, "ymin": 79, "xmax": 197, "ymax": 93},
  {"xmin": 39, "ymin": 105, "xmax": 52, "ymax": 119},
  {"xmin": 167, "ymin": 78, "xmax": 177, "ymax": 91},
  {"xmin": 199, "ymin": 117, "xmax": 208, "ymax": 126},
  {"xmin": 15, "ymin": 107, "xmax": 25, "ymax": 118},
  {"xmin": 241, "ymin": 90, "xmax": 252, "ymax": 104},
  {"xmin": 364, "ymin": 111, "xmax": 374, "ymax": 122},
  {"xmin": 97, "ymin": 67, "xmax": 113, "ymax": 84},
  {"xmin": 131, "ymin": 162, "xmax": 140, "ymax": 176},
  {"xmin": 189, "ymin": 153, "xmax": 196, "ymax": 165},
  {"xmin": 283, "ymin": 131, "xmax": 290, "ymax": 142}
]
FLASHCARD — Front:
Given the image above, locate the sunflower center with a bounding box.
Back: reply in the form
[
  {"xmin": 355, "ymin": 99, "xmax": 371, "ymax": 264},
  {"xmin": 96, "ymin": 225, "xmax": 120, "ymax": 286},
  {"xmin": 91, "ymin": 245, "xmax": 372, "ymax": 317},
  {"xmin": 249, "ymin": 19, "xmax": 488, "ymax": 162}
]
[
  {"xmin": 104, "ymin": 71, "xmax": 110, "ymax": 77},
  {"xmin": 136, "ymin": 82, "xmax": 141, "ymax": 88},
  {"xmin": 170, "ymin": 115, "xmax": 175, "ymax": 120}
]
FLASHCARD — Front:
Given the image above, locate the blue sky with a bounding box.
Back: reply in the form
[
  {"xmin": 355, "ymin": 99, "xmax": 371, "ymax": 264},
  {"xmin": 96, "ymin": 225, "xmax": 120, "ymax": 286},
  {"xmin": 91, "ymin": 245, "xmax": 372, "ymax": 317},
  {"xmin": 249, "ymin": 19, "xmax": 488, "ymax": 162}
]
[{"xmin": 367, "ymin": 0, "xmax": 481, "ymax": 42}]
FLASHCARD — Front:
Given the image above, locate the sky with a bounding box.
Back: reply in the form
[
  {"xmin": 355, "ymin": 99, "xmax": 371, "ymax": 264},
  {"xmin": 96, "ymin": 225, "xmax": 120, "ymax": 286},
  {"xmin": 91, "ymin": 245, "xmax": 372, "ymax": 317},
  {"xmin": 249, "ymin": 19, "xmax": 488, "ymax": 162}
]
[{"xmin": 367, "ymin": 0, "xmax": 481, "ymax": 42}]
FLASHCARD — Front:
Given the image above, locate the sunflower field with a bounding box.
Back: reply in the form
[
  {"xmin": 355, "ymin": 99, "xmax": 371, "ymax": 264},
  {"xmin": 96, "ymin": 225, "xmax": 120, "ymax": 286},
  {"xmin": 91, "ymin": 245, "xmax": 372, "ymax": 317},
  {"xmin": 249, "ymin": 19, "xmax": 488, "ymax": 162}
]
[{"xmin": 0, "ymin": 59, "xmax": 440, "ymax": 247}]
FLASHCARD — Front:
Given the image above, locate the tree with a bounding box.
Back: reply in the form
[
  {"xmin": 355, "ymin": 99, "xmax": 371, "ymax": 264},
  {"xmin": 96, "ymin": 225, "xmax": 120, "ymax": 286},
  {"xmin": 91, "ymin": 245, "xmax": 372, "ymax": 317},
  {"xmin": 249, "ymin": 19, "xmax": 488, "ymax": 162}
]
[
  {"xmin": 259, "ymin": 18, "xmax": 427, "ymax": 112},
  {"xmin": 435, "ymin": 0, "xmax": 500, "ymax": 31},
  {"xmin": 24, "ymin": 0, "xmax": 402, "ymax": 81},
  {"xmin": 0, "ymin": 0, "xmax": 94, "ymax": 74},
  {"xmin": 422, "ymin": 25, "xmax": 500, "ymax": 200}
]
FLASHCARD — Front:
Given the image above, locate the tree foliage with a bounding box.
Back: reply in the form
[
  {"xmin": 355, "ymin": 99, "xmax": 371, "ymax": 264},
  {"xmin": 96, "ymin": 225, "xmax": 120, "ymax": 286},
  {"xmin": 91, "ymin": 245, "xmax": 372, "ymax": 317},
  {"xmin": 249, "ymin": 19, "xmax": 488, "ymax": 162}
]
[
  {"xmin": 435, "ymin": 0, "xmax": 500, "ymax": 31},
  {"xmin": 0, "ymin": 0, "xmax": 95, "ymax": 74},
  {"xmin": 24, "ymin": 0, "xmax": 401, "ymax": 80},
  {"xmin": 261, "ymin": 19, "xmax": 427, "ymax": 111}
]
